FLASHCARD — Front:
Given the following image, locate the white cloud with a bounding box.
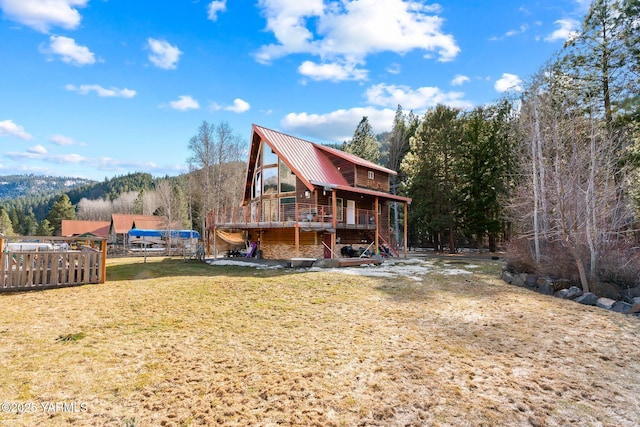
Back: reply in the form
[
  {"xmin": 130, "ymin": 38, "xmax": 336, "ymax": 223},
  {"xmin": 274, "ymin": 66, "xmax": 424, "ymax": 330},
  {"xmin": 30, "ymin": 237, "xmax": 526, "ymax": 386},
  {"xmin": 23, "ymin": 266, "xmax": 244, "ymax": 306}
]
[
  {"xmin": 147, "ymin": 38, "xmax": 182, "ymax": 69},
  {"xmin": 255, "ymin": 0, "xmax": 460, "ymax": 81},
  {"xmin": 0, "ymin": 0, "xmax": 87, "ymax": 33},
  {"xmin": 0, "ymin": 119, "xmax": 33, "ymax": 140},
  {"xmin": 545, "ymin": 19, "xmax": 580, "ymax": 42},
  {"xmin": 207, "ymin": 0, "xmax": 226, "ymax": 21},
  {"xmin": 298, "ymin": 60, "xmax": 368, "ymax": 82},
  {"xmin": 168, "ymin": 95, "xmax": 200, "ymax": 111},
  {"xmin": 494, "ymin": 73, "xmax": 523, "ymax": 92},
  {"xmin": 210, "ymin": 98, "xmax": 251, "ymax": 113},
  {"xmin": 282, "ymin": 107, "xmax": 397, "ymax": 142},
  {"xmin": 386, "ymin": 63, "xmax": 401, "ymax": 74},
  {"xmin": 283, "ymin": 80, "xmax": 476, "ymax": 141},
  {"xmin": 365, "ymin": 83, "xmax": 473, "ymax": 110},
  {"xmin": 225, "ymin": 98, "xmax": 250, "ymax": 113},
  {"xmin": 50, "ymin": 134, "xmax": 82, "ymax": 146},
  {"xmin": 65, "ymin": 84, "xmax": 137, "ymax": 98},
  {"xmin": 28, "ymin": 144, "xmax": 47, "ymax": 155},
  {"xmin": 451, "ymin": 74, "xmax": 470, "ymax": 86},
  {"xmin": 505, "ymin": 24, "xmax": 529, "ymax": 37},
  {"xmin": 42, "ymin": 35, "xmax": 95, "ymax": 66},
  {"xmin": 6, "ymin": 144, "xmax": 48, "ymax": 159}
]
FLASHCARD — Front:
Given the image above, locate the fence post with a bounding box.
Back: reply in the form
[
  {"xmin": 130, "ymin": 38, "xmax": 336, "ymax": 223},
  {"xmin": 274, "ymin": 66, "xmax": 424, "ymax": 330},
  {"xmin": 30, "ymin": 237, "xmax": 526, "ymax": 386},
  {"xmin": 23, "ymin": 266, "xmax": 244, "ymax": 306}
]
[{"xmin": 100, "ymin": 239, "xmax": 107, "ymax": 284}]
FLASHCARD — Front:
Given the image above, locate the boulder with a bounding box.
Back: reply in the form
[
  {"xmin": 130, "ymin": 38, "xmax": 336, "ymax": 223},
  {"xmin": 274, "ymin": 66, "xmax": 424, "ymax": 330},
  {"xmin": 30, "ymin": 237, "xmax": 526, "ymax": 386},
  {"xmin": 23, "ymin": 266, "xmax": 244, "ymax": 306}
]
[
  {"xmin": 536, "ymin": 276, "xmax": 553, "ymax": 286},
  {"xmin": 623, "ymin": 285, "xmax": 640, "ymax": 298},
  {"xmin": 538, "ymin": 281, "xmax": 555, "ymax": 295},
  {"xmin": 501, "ymin": 270, "xmax": 514, "ymax": 284},
  {"xmin": 596, "ymin": 297, "xmax": 616, "ymax": 310},
  {"xmin": 511, "ymin": 273, "xmax": 526, "ymax": 287},
  {"xmin": 525, "ymin": 274, "xmax": 539, "ymax": 288},
  {"xmin": 554, "ymin": 289, "xmax": 570, "ymax": 299},
  {"xmin": 565, "ymin": 286, "xmax": 583, "ymax": 300},
  {"xmin": 575, "ymin": 292, "xmax": 598, "ymax": 306},
  {"xmin": 612, "ymin": 301, "xmax": 632, "ymax": 314}
]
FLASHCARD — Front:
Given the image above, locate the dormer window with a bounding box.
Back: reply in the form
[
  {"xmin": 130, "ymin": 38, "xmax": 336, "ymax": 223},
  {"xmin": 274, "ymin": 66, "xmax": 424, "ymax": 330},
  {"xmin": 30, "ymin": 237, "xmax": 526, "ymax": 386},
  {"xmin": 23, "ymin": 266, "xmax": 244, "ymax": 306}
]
[{"xmin": 368, "ymin": 171, "xmax": 374, "ymax": 180}]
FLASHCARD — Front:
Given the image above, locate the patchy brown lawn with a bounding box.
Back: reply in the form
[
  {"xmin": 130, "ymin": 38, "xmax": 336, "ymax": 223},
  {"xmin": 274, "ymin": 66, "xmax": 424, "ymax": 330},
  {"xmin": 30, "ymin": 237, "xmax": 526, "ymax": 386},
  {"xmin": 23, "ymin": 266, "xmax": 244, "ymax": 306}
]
[{"xmin": 0, "ymin": 256, "xmax": 638, "ymax": 426}]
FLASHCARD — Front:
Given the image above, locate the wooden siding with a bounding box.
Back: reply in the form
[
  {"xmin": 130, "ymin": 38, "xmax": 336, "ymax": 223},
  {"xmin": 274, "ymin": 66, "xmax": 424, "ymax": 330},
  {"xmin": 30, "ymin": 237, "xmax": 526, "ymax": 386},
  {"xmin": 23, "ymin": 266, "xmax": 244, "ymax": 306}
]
[
  {"xmin": 354, "ymin": 166, "xmax": 389, "ymax": 192},
  {"xmin": 323, "ymin": 151, "xmax": 355, "ymax": 185}
]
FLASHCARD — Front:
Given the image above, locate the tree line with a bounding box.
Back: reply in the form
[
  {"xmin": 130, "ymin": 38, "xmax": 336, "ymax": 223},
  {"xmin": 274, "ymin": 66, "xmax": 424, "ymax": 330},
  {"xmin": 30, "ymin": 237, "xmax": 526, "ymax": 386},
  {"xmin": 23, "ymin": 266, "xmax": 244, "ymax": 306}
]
[{"xmin": 344, "ymin": 0, "xmax": 640, "ymax": 292}]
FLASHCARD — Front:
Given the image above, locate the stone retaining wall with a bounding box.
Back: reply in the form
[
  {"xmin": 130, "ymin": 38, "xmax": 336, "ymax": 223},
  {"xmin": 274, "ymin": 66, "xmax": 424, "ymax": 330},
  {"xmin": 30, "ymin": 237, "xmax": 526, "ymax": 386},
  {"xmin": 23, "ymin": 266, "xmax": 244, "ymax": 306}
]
[{"xmin": 500, "ymin": 269, "xmax": 640, "ymax": 316}]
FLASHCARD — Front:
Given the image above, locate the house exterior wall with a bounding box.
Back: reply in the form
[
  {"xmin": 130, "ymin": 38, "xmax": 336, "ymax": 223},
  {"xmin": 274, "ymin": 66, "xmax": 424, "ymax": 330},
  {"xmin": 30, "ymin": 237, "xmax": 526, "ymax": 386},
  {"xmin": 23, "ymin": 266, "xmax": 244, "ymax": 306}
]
[
  {"xmin": 259, "ymin": 229, "xmax": 324, "ymax": 259},
  {"xmin": 354, "ymin": 166, "xmax": 390, "ymax": 192},
  {"xmin": 330, "ymin": 154, "xmax": 356, "ymax": 185}
]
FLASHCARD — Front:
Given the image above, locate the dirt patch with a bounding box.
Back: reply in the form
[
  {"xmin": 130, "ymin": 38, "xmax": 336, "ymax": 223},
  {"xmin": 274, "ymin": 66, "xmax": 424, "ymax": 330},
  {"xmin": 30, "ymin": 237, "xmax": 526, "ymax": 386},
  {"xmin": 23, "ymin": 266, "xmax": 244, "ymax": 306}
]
[{"xmin": 0, "ymin": 256, "xmax": 638, "ymax": 426}]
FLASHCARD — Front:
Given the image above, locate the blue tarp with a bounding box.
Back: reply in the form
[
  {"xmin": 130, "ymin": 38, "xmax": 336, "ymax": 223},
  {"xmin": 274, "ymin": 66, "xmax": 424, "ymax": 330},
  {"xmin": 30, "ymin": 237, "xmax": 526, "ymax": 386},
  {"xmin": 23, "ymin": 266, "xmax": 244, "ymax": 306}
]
[{"xmin": 128, "ymin": 229, "xmax": 200, "ymax": 239}]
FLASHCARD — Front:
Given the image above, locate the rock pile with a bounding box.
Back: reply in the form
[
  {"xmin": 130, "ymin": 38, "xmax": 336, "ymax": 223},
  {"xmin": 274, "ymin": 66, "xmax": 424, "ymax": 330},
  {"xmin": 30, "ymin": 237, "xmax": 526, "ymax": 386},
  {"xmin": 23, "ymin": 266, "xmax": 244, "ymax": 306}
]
[{"xmin": 501, "ymin": 269, "xmax": 640, "ymax": 316}]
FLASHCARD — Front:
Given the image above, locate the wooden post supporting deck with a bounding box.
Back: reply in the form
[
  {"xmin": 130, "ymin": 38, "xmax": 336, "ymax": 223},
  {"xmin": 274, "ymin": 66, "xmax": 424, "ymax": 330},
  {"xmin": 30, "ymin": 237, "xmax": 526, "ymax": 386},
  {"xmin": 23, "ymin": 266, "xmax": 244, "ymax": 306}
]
[
  {"xmin": 374, "ymin": 197, "xmax": 379, "ymax": 255},
  {"xmin": 331, "ymin": 190, "xmax": 337, "ymax": 259},
  {"xmin": 404, "ymin": 202, "xmax": 408, "ymax": 258},
  {"xmin": 294, "ymin": 202, "xmax": 300, "ymax": 256},
  {"xmin": 213, "ymin": 226, "xmax": 217, "ymax": 259}
]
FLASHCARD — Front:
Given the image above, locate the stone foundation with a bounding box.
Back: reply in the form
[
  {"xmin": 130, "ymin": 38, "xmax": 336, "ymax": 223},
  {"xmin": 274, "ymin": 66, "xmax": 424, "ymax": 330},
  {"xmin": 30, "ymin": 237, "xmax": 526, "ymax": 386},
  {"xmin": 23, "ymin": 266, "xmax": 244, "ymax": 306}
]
[{"xmin": 261, "ymin": 243, "xmax": 324, "ymax": 260}]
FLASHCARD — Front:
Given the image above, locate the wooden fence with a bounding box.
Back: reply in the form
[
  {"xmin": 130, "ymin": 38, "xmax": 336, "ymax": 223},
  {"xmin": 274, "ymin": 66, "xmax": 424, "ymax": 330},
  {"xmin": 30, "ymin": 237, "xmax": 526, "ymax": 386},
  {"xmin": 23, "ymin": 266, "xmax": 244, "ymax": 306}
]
[{"xmin": 0, "ymin": 236, "xmax": 107, "ymax": 292}]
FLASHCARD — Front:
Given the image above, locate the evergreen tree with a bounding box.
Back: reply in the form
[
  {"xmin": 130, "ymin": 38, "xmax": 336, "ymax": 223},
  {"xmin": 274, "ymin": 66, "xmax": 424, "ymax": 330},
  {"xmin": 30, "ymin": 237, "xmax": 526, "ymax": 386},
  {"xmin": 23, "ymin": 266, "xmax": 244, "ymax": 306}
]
[
  {"xmin": 459, "ymin": 101, "xmax": 515, "ymax": 251},
  {"xmin": 9, "ymin": 207, "xmax": 21, "ymax": 234},
  {"xmin": 22, "ymin": 210, "xmax": 38, "ymax": 236},
  {"xmin": 36, "ymin": 219, "xmax": 54, "ymax": 236},
  {"xmin": 0, "ymin": 207, "xmax": 14, "ymax": 235},
  {"xmin": 343, "ymin": 117, "xmax": 381, "ymax": 163},
  {"xmin": 562, "ymin": 0, "xmax": 639, "ymax": 124},
  {"xmin": 47, "ymin": 194, "xmax": 77, "ymax": 236},
  {"xmin": 402, "ymin": 105, "xmax": 463, "ymax": 253}
]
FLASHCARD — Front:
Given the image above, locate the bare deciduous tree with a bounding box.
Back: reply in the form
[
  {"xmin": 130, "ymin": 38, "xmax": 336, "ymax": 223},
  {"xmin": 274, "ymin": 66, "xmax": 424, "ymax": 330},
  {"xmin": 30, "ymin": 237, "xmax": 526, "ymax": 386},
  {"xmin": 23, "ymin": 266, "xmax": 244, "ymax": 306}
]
[
  {"xmin": 509, "ymin": 62, "xmax": 631, "ymax": 292},
  {"xmin": 187, "ymin": 120, "xmax": 245, "ymax": 236}
]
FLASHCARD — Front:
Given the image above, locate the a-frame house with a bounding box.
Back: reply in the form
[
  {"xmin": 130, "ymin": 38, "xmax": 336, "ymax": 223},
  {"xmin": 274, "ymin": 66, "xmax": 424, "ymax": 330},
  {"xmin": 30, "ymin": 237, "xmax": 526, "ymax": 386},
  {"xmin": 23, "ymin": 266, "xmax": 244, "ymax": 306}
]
[{"xmin": 206, "ymin": 124, "xmax": 411, "ymax": 260}]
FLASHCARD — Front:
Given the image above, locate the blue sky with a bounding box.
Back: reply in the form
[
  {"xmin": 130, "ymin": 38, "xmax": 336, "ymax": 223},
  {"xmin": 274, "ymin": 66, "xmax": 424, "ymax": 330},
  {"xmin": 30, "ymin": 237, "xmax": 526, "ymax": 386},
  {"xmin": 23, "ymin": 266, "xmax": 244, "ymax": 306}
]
[{"xmin": 0, "ymin": 0, "xmax": 591, "ymax": 181}]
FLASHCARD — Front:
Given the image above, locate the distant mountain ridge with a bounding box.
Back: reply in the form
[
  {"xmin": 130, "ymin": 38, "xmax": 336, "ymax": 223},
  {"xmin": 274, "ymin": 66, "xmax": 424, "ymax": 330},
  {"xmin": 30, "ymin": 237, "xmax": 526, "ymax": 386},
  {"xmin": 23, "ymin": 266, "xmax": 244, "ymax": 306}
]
[
  {"xmin": 0, "ymin": 172, "xmax": 161, "ymax": 224},
  {"xmin": 0, "ymin": 175, "xmax": 95, "ymax": 200}
]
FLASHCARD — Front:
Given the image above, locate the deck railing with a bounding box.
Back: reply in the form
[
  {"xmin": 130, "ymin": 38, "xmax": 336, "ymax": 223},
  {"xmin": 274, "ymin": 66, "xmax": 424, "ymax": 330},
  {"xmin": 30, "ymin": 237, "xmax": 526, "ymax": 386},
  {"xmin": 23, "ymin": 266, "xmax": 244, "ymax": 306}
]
[
  {"xmin": 207, "ymin": 202, "xmax": 377, "ymax": 230},
  {"xmin": 1, "ymin": 236, "xmax": 106, "ymax": 292}
]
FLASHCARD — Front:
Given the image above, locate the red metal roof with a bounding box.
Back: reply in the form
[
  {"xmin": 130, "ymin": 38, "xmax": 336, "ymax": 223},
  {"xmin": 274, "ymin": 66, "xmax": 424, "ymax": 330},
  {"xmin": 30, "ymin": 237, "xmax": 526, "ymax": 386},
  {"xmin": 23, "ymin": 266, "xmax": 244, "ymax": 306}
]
[
  {"xmin": 110, "ymin": 214, "xmax": 166, "ymax": 234},
  {"xmin": 253, "ymin": 125, "xmax": 349, "ymax": 190},
  {"xmin": 61, "ymin": 220, "xmax": 111, "ymax": 237},
  {"xmin": 249, "ymin": 124, "xmax": 411, "ymax": 203}
]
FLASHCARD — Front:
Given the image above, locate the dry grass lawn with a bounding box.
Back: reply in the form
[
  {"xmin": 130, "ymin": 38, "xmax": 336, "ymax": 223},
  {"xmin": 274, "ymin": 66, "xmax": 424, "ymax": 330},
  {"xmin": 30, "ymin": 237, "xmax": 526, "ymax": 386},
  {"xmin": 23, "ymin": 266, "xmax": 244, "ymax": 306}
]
[{"xmin": 0, "ymin": 256, "xmax": 639, "ymax": 426}]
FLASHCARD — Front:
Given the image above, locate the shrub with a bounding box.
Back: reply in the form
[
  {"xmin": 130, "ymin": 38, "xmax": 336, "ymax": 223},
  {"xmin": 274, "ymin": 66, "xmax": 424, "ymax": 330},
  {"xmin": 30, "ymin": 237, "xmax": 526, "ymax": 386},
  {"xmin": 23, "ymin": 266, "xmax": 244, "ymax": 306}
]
[{"xmin": 506, "ymin": 238, "xmax": 640, "ymax": 291}]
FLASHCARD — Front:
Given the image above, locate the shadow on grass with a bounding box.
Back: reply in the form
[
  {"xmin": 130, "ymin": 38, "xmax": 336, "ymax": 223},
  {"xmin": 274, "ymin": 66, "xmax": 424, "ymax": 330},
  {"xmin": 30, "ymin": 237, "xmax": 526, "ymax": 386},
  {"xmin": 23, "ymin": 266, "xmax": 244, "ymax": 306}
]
[{"xmin": 106, "ymin": 257, "xmax": 298, "ymax": 282}]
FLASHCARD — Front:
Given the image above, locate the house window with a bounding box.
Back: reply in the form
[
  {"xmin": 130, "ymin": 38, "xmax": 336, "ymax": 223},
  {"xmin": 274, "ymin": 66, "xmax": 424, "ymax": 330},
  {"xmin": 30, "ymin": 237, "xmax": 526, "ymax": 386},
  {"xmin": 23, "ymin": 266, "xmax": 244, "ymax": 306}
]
[
  {"xmin": 253, "ymin": 171, "xmax": 262, "ymax": 198},
  {"xmin": 279, "ymin": 160, "xmax": 296, "ymax": 193},
  {"xmin": 263, "ymin": 167, "xmax": 278, "ymax": 195},
  {"xmin": 336, "ymin": 198, "xmax": 344, "ymax": 222},
  {"xmin": 263, "ymin": 143, "xmax": 278, "ymax": 166},
  {"xmin": 368, "ymin": 171, "xmax": 374, "ymax": 180}
]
